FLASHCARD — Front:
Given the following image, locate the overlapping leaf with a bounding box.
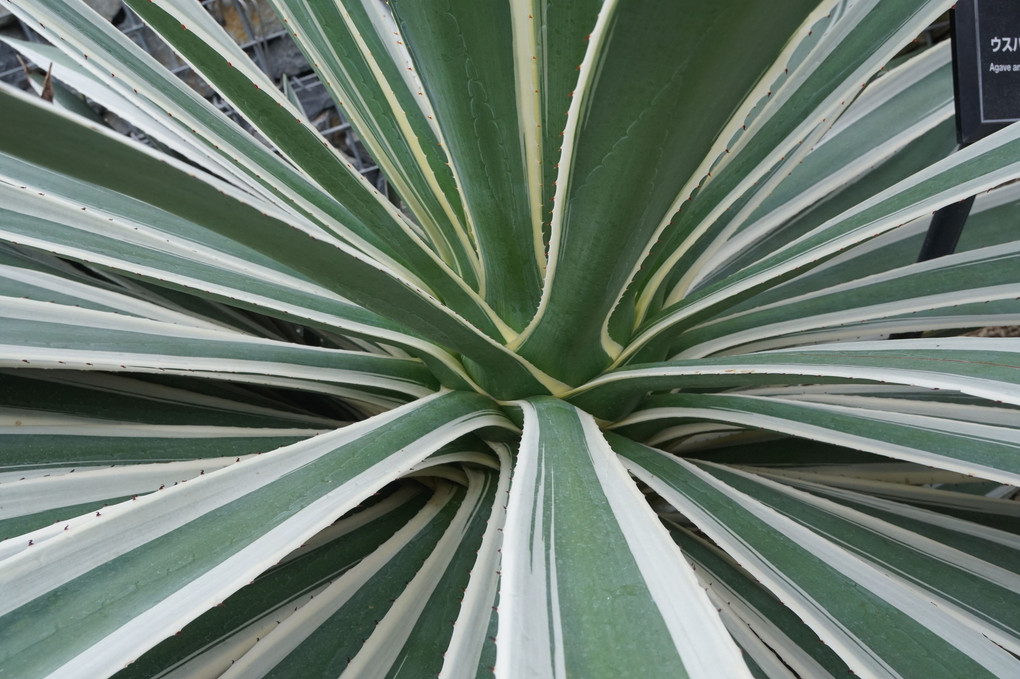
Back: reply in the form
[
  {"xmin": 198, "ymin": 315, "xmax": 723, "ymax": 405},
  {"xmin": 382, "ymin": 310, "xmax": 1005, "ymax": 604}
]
[{"xmin": 2, "ymin": 0, "xmax": 1018, "ymax": 677}]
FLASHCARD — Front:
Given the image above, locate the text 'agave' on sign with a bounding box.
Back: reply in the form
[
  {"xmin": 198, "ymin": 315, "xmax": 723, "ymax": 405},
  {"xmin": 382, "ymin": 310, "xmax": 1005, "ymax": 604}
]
[{"xmin": 952, "ymin": 0, "xmax": 1020, "ymax": 143}]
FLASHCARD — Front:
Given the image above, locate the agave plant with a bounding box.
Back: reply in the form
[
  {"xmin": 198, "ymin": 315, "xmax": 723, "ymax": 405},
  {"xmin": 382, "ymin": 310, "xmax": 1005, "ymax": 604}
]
[{"xmin": 1, "ymin": 0, "xmax": 1019, "ymax": 676}]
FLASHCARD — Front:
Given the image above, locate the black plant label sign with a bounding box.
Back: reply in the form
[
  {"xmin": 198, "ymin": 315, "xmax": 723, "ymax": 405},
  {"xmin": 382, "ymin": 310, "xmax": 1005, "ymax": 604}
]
[{"xmin": 952, "ymin": 0, "xmax": 1020, "ymax": 144}]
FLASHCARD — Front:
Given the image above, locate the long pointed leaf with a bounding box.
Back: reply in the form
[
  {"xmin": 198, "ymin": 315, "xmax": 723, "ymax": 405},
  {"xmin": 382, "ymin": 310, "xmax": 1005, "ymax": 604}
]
[
  {"xmin": 614, "ymin": 436, "xmax": 1020, "ymax": 678},
  {"xmin": 496, "ymin": 397, "xmax": 748, "ymax": 678}
]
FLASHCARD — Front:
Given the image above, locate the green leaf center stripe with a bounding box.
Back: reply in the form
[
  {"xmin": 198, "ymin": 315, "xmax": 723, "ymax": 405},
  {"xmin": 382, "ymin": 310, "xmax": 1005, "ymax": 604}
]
[
  {"xmin": 497, "ymin": 398, "xmax": 750, "ymax": 678},
  {"xmin": 628, "ymin": 121, "xmax": 1020, "ymax": 361},
  {"xmin": 2, "ymin": 454, "xmax": 274, "ymax": 521},
  {"xmin": 509, "ymin": 0, "xmax": 546, "ymax": 272},
  {"xmin": 0, "ymin": 420, "xmax": 321, "ymax": 438},
  {"xmin": 112, "ymin": 483, "xmax": 428, "ymax": 678},
  {"xmin": 759, "ymin": 471, "xmax": 1020, "ymax": 555},
  {"xmin": 211, "ymin": 482, "xmax": 462, "ymax": 679},
  {"xmin": 8, "ymin": 0, "xmax": 509, "ymax": 339},
  {"xmin": 669, "ymin": 525, "xmax": 852, "ymax": 679},
  {"xmin": 698, "ymin": 462, "xmax": 1020, "ymax": 652},
  {"xmin": 615, "ymin": 439, "xmax": 1020, "ymax": 678},
  {"xmin": 3, "ymin": 0, "xmax": 1020, "ymax": 674},
  {"xmin": 130, "ymin": 0, "xmax": 460, "ymax": 262},
  {"xmin": 641, "ymin": 0, "xmax": 950, "ymax": 313},
  {"xmin": 664, "ymin": 4, "xmax": 946, "ymax": 304},
  {"xmin": 0, "ymin": 369, "xmax": 346, "ymax": 429},
  {"xmin": 0, "ymin": 297, "xmax": 437, "ymax": 397},
  {"xmin": 514, "ymin": 0, "xmax": 829, "ymax": 386},
  {"xmin": 5, "ymin": 0, "xmax": 346, "ymax": 221},
  {"xmin": 511, "ymin": 0, "xmax": 618, "ymax": 354},
  {"xmin": 0, "ymin": 261, "xmax": 230, "ymax": 329},
  {"xmin": 674, "ymin": 241, "xmax": 1020, "ymax": 357},
  {"xmin": 625, "ymin": 0, "xmax": 842, "ymax": 324},
  {"xmin": 696, "ymin": 236, "xmax": 1016, "ymax": 326},
  {"xmin": 0, "ymin": 194, "xmax": 473, "ymax": 381},
  {"xmin": 737, "ymin": 391, "xmax": 1020, "ymax": 429},
  {"xmin": 438, "ymin": 444, "xmax": 511, "ymax": 679},
  {"xmin": 0, "ymin": 85, "xmax": 428, "ymax": 292},
  {"xmin": 574, "ymin": 341, "xmax": 1020, "ymax": 419},
  {"xmin": 0, "ymin": 182, "xmax": 356, "ymax": 306},
  {"xmin": 388, "ymin": 0, "xmax": 544, "ymax": 331},
  {"xmin": 0, "ymin": 392, "xmax": 511, "ymax": 678},
  {"xmin": 620, "ymin": 393, "xmax": 1020, "ymax": 485},
  {"xmin": 342, "ymin": 467, "xmax": 497, "ymax": 678},
  {"xmin": 0, "ymin": 87, "xmax": 571, "ymax": 397},
  {"xmin": 0, "ymin": 34, "xmax": 273, "ymax": 205},
  {"xmin": 265, "ymin": 0, "xmax": 481, "ymax": 285},
  {"xmin": 154, "ymin": 0, "xmax": 475, "ymax": 278}
]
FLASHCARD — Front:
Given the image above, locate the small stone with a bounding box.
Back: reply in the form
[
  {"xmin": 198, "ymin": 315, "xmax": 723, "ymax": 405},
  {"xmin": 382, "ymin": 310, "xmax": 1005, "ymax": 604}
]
[
  {"xmin": 295, "ymin": 81, "xmax": 336, "ymax": 119},
  {"xmin": 263, "ymin": 35, "xmax": 308, "ymax": 80}
]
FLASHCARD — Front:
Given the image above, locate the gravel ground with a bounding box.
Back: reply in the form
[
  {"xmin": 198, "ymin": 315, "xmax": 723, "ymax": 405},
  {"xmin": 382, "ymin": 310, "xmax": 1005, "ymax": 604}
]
[{"xmin": 968, "ymin": 326, "xmax": 1020, "ymax": 337}]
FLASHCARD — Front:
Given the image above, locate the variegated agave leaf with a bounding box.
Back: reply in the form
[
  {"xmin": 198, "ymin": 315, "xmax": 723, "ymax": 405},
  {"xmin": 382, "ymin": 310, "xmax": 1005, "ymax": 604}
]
[{"xmin": 0, "ymin": 0, "xmax": 1018, "ymax": 677}]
